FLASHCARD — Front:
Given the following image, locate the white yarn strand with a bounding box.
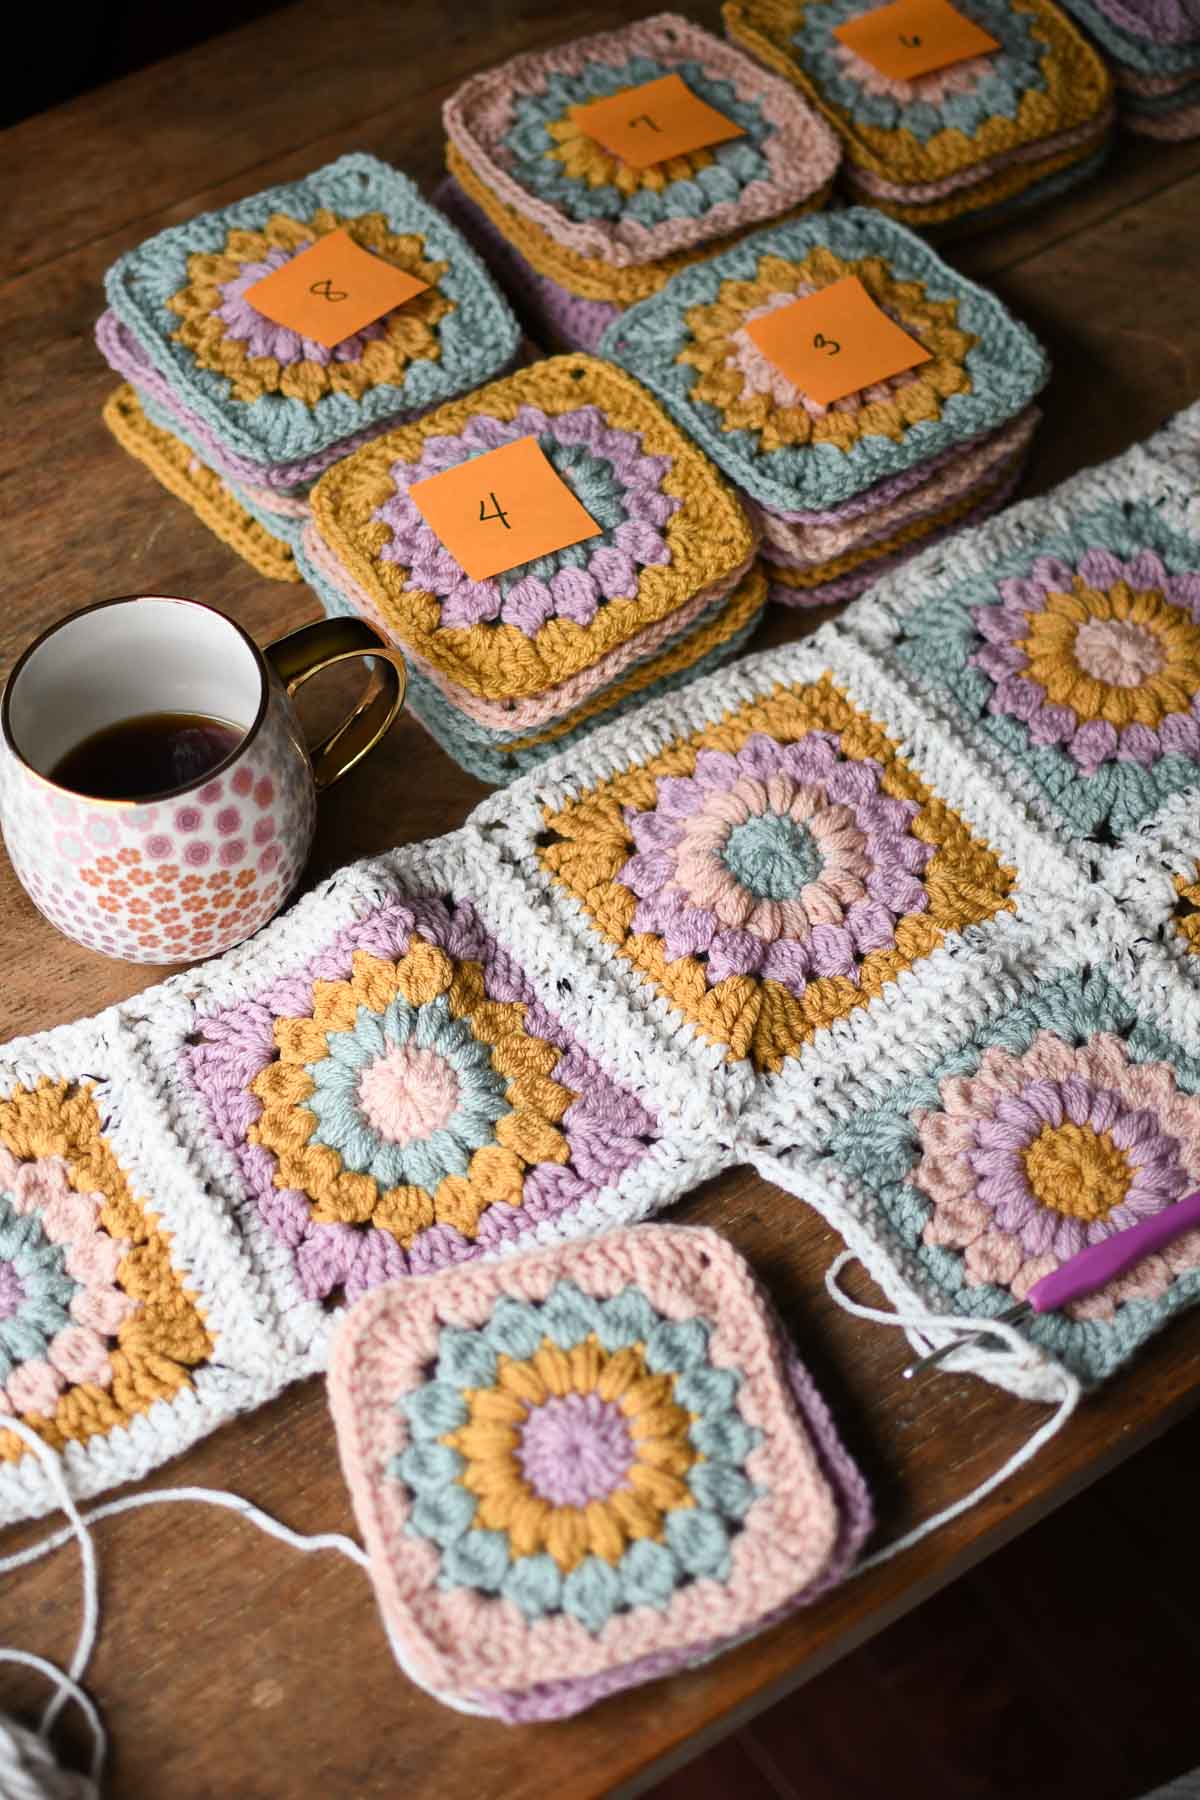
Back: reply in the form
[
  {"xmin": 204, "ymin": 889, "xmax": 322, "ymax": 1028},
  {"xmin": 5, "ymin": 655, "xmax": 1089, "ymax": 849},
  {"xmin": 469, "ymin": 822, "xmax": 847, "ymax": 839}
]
[
  {"xmin": 0, "ymin": 1420, "xmax": 368, "ymax": 1797},
  {"xmin": 824, "ymin": 1251, "xmax": 1082, "ymax": 1572},
  {"xmin": 0, "ymin": 1424, "xmax": 100, "ymax": 1746}
]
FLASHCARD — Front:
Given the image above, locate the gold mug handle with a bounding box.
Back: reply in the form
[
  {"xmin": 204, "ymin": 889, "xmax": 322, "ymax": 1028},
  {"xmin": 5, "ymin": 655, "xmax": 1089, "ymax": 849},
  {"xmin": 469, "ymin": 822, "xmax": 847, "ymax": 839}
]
[{"xmin": 264, "ymin": 617, "xmax": 408, "ymax": 792}]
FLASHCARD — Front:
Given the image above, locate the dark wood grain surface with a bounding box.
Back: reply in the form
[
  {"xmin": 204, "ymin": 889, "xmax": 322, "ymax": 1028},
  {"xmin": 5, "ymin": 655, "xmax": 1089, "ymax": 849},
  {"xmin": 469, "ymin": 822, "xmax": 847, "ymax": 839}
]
[{"xmin": 1, "ymin": 7, "xmax": 1199, "ymax": 1796}]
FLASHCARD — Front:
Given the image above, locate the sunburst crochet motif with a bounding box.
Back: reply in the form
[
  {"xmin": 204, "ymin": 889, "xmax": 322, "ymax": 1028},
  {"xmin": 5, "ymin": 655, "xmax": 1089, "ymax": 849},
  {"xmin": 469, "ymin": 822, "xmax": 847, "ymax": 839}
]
[
  {"xmin": 167, "ymin": 210, "xmax": 452, "ymax": 407},
  {"xmin": 678, "ymin": 247, "xmax": 975, "ymax": 454}
]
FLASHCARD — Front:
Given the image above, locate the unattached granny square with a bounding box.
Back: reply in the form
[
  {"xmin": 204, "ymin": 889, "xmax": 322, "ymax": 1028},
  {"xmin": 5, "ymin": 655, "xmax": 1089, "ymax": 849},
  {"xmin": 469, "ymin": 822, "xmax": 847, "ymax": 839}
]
[
  {"xmin": 723, "ymin": 0, "xmax": 1113, "ymax": 225},
  {"xmin": 101, "ymin": 153, "xmax": 520, "ymax": 488},
  {"xmin": 328, "ymin": 1222, "xmax": 872, "ymax": 1719},
  {"xmin": 444, "ymin": 12, "xmax": 840, "ymax": 269},
  {"xmin": 601, "ymin": 209, "xmax": 1049, "ymax": 518},
  {"xmin": 307, "ymin": 354, "xmax": 757, "ymax": 703}
]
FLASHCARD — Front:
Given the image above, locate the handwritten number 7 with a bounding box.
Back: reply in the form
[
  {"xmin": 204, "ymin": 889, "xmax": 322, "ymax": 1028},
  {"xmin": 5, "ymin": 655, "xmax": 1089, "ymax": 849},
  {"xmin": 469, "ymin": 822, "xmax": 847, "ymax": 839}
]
[
  {"xmin": 479, "ymin": 492, "xmax": 511, "ymax": 530},
  {"xmin": 813, "ymin": 332, "xmax": 840, "ymax": 357}
]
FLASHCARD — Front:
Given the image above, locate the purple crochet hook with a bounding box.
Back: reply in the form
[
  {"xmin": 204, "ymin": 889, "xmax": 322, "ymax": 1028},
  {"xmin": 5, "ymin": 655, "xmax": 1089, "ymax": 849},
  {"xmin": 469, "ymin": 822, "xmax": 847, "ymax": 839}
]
[{"xmin": 903, "ymin": 1187, "xmax": 1200, "ymax": 1379}]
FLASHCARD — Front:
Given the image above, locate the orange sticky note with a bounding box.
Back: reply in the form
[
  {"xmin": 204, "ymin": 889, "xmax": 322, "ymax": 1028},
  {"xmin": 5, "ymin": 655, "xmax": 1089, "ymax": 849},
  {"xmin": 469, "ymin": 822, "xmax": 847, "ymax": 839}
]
[
  {"xmin": 745, "ymin": 277, "xmax": 932, "ymax": 407},
  {"xmin": 243, "ymin": 227, "xmax": 430, "ymax": 350},
  {"xmin": 408, "ymin": 436, "xmax": 603, "ymax": 584},
  {"xmin": 833, "ymin": 0, "xmax": 999, "ymax": 80},
  {"xmin": 570, "ymin": 73, "xmax": 745, "ymax": 169}
]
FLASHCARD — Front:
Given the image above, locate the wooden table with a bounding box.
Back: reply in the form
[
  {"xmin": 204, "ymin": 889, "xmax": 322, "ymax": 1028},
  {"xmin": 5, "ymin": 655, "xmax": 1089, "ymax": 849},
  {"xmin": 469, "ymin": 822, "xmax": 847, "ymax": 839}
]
[{"xmin": 2, "ymin": 8, "xmax": 1200, "ymax": 1795}]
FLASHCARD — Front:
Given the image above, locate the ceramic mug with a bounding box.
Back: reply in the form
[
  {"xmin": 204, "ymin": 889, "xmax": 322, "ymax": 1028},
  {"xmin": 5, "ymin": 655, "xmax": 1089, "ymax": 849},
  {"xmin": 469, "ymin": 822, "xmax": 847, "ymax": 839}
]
[{"xmin": 0, "ymin": 595, "xmax": 407, "ymax": 965}]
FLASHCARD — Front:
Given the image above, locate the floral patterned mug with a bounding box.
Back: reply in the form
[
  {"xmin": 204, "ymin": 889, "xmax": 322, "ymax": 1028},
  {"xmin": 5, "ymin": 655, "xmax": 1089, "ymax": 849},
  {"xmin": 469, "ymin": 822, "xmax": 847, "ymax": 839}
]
[{"xmin": 0, "ymin": 595, "xmax": 407, "ymax": 964}]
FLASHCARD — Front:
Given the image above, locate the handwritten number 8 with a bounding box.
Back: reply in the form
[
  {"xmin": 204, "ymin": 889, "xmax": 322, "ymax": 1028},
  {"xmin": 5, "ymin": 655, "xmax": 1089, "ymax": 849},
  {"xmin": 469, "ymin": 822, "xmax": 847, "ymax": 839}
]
[{"xmin": 813, "ymin": 332, "xmax": 840, "ymax": 357}]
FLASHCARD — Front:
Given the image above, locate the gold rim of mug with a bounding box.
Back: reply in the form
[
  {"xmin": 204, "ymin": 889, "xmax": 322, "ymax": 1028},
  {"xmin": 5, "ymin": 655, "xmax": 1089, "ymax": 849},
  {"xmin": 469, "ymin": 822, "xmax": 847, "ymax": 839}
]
[{"xmin": 0, "ymin": 594, "xmax": 273, "ymax": 809}]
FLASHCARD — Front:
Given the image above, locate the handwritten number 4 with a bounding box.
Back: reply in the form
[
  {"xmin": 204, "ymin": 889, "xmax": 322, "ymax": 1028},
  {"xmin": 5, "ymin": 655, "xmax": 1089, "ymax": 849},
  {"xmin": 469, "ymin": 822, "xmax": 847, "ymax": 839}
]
[
  {"xmin": 899, "ymin": 32, "xmax": 922, "ymax": 44},
  {"xmin": 628, "ymin": 113, "xmax": 661, "ymax": 130},
  {"xmin": 813, "ymin": 332, "xmax": 840, "ymax": 357},
  {"xmin": 310, "ymin": 278, "xmax": 348, "ymax": 302},
  {"xmin": 479, "ymin": 492, "xmax": 511, "ymax": 530}
]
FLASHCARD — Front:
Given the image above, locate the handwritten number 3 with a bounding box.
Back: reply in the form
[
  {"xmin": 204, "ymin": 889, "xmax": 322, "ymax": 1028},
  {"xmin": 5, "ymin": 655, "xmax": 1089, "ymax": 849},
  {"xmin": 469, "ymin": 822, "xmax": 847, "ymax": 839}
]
[
  {"xmin": 813, "ymin": 332, "xmax": 840, "ymax": 357},
  {"xmin": 310, "ymin": 279, "xmax": 348, "ymax": 302}
]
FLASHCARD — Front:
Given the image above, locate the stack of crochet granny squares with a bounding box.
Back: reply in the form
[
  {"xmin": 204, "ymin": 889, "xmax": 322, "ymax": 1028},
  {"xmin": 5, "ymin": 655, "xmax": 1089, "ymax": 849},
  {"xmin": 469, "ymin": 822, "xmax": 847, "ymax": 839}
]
[
  {"xmin": 296, "ymin": 355, "xmax": 765, "ymax": 784},
  {"xmin": 724, "ymin": 0, "xmax": 1115, "ymax": 232},
  {"xmin": 1059, "ymin": 0, "xmax": 1200, "ymax": 137},
  {"xmin": 96, "ymin": 154, "xmax": 520, "ymax": 580},
  {"xmin": 602, "ymin": 208, "xmax": 1048, "ymax": 608},
  {"xmin": 436, "ymin": 12, "xmax": 841, "ymax": 353}
]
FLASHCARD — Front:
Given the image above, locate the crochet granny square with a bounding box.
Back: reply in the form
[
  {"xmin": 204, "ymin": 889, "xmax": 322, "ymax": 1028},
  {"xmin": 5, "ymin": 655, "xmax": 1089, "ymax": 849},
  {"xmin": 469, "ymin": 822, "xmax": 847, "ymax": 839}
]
[
  {"xmin": 469, "ymin": 632, "xmax": 1081, "ymax": 1079},
  {"xmin": 838, "ymin": 428, "xmax": 1200, "ymax": 862},
  {"xmin": 328, "ymin": 1223, "xmax": 872, "ymax": 1720},
  {"xmin": 0, "ymin": 1013, "xmax": 282, "ymax": 1525},
  {"xmin": 101, "ymin": 154, "xmax": 520, "ymax": 487},
  {"xmin": 723, "ymin": 0, "xmax": 1113, "ymax": 222},
  {"xmin": 298, "ymin": 521, "xmax": 768, "ymax": 786},
  {"xmin": 126, "ymin": 835, "xmax": 737, "ymax": 1372},
  {"xmin": 600, "ymin": 209, "xmax": 1049, "ymax": 517},
  {"xmin": 307, "ymin": 355, "xmax": 757, "ymax": 704},
  {"xmin": 444, "ymin": 12, "xmax": 840, "ymax": 270},
  {"xmin": 745, "ymin": 907, "xmax": 1200, "ymax": 1398}
]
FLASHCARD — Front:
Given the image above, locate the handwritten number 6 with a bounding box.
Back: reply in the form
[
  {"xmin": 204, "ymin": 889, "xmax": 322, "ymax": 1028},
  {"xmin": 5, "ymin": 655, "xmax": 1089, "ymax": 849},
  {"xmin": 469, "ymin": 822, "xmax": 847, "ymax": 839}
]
[
  {"xmin": 813, "ymin": 332, "xmax": 840, "ymax": 357},
  {"xmin": 310, "ymin": 279, "xmax": 348, "ymax": 302}
]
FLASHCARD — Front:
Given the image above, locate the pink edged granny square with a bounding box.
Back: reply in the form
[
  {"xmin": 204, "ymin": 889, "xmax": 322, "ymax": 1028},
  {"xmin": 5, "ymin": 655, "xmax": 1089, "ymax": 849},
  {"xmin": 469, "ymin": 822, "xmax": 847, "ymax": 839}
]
[
  {"xmin": 328, "ymin": 1222, "xmax": 872, "ymax": 1720},
  {"xmin": 443, "ymin": 12, "xmax": 840, "ymax": 269}
]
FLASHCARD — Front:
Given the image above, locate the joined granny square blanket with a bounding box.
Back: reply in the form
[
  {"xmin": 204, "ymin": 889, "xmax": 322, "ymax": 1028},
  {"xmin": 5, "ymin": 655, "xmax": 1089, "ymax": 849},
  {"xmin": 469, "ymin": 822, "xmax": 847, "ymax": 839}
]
[{"xmin": 3, "ymin": 403, "xmax": 1200, "ymax": 1523}]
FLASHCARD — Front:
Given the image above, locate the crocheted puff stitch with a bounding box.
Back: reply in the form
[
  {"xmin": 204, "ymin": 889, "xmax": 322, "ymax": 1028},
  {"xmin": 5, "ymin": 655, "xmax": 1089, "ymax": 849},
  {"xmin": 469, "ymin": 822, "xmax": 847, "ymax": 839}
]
[
  {"xmin": 601, "ymin": 209, "xmax": 1048, "ymax": 515},
  {"xmin": 328, "ymin": 1223, "xmax": 872, "ymax": 1720},
  {"xmin": 309, "ymin": 354, "xmax": 757, "ymax": 702},
  {"xmin": 444, "ymin": 13, "xmax": 840, "ymax": 269},
  {"xmin": 723, "ymin": 0, "xmax": 1113, "ymax": 188},
  {"xmin": 103, "ymin": 154, "xmax": 520, "ymax": 479}
]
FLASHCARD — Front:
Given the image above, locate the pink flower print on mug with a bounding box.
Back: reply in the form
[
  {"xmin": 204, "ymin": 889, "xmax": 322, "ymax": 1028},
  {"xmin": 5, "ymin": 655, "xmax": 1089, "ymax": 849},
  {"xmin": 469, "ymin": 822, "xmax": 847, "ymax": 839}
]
[{"xmin": 0, "ymin": 596, "xmax": 407, "ymax": 965}]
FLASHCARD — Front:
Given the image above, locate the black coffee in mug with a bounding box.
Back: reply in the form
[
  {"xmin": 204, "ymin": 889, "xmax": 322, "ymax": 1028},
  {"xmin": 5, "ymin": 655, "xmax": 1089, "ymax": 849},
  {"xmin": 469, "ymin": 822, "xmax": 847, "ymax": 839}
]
[{"xmin": 49, "ymin": 710, "xmax": 244, "ymax": 801}]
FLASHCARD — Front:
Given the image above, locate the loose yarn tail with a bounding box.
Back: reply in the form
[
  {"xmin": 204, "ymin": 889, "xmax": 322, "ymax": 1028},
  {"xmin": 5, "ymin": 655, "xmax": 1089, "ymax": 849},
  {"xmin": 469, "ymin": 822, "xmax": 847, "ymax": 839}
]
[
  {"xmin": 0, "ymin": 1418, "xmax": 368, "ymax": 1796},
  {"xmin": 824, "ymin": 1251, "xmax": 1082, "ymax": 1571}
]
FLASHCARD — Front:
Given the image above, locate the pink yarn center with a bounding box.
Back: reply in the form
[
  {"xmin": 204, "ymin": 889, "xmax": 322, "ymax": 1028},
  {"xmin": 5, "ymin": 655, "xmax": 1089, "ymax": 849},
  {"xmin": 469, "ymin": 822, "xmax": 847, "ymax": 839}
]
[
  {"xmin": 729, "ymin": 289, "xmax": 920, "ymax": 418},
  {"xmin": 357, "ymin": 1044, "xmax": 461, "ymax": 1145},
  {"xmin": 0, "ymin": 1262, "xmax": 25, "ymax": 1322},
  {"xmin": 1073, "ymin": 617, "xmax": 1166, "ymax": 687},
  {"xmin": 517, "ymin": 1391, "xmax": 636, "ymax": 1507}
]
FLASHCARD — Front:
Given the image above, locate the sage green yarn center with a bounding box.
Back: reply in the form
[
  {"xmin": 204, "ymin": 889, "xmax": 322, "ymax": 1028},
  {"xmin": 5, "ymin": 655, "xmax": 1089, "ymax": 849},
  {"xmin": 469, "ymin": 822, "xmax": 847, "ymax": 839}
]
[{"xmin": 721, "ymin": 814, "xmax": 821, "ymax": 900}]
